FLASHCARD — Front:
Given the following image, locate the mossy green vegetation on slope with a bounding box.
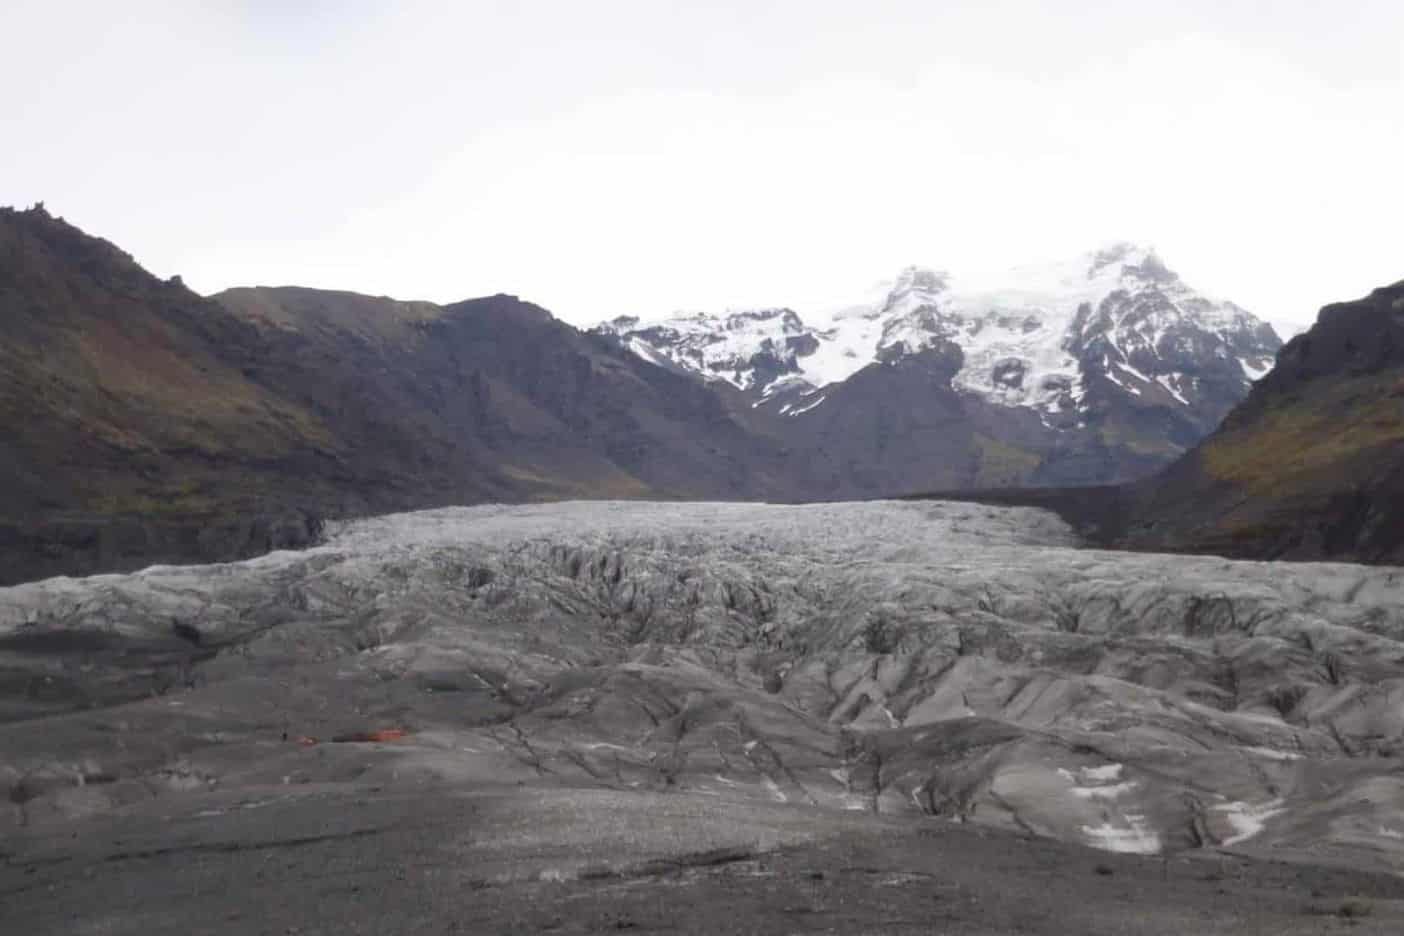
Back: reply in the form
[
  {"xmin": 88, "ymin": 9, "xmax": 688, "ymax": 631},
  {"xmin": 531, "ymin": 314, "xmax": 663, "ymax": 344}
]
[
  {"xmin": 1201, "ymin": 370, "xmax": 1404, "ymax": 493},
  {"xmin": 1125, "ymin": 279, "xmax": 1404, "ymax": 562}
]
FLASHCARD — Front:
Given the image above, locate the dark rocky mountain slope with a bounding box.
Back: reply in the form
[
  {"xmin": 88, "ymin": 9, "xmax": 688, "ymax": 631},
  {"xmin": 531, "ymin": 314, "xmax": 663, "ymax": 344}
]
[
  {"xmin": 1124, "ymin": 278, "xmax": 1404, "ymax": 562},
  {"xmin": 0, "ymin": 207, "xmax": 788, "ymax": 583},
  {"xmin": 0, "ymin": 207, "xmax": 333, "ymax": 581}
]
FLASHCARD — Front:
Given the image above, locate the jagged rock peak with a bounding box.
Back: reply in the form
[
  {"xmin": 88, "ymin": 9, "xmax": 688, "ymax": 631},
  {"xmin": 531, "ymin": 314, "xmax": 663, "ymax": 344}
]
[
  {"xmin": 1086, "ymin": 242, "xmax": 1178, "ymax": 286},
  {"xmin": 886, "ymin": 265, "xmax": 950, "ymax": 300}
]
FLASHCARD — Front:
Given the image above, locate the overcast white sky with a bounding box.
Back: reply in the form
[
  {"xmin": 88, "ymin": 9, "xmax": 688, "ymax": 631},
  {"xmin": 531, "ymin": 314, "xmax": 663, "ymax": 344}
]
[{"xmin": 5, "ymin": 1, "xmax": 1401, "ymax": 337}]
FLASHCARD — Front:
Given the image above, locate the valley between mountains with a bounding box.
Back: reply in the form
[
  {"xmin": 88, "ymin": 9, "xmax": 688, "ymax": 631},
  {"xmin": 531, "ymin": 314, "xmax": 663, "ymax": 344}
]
[
  {"xmin": 6, "ymin": 203, "xmax": 1401, "ymax": 580},
  {"xmin": 0, "ymin": 205, "xmax": 1304, "ymax": 583},
  {"xmin": 3, "ymin": 202, "xmax": 1404, "ymax": 932}
]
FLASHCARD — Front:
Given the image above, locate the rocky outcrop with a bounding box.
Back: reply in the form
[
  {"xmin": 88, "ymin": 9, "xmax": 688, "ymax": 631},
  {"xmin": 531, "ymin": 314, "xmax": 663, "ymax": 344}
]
[{"xmin": 0, "ymin": 509, "xmax": 323, "ymax": 585}]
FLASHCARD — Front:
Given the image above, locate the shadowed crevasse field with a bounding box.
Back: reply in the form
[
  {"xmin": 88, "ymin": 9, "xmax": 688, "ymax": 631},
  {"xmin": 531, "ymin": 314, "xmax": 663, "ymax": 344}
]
[{"xmin": 3, "ymin": 500, "xmax": 1404, "ymax": 933}]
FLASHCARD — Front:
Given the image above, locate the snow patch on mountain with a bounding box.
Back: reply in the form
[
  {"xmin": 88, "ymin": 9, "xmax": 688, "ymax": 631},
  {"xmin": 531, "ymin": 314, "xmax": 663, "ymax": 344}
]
[
  {"xmin": 1239, "ymin": 356, "xmax": 1273, "ymax": 381},
  {"xmin": 1215, "ymin": 798, "xmax": 1288, "ymax": 847}
]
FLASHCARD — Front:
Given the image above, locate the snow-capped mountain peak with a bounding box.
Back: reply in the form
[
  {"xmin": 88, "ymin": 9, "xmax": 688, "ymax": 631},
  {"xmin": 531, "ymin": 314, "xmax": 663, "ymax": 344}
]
[{"xmin": 593, "ymin": 247, "xmax": 1281, "ymax": 426}]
